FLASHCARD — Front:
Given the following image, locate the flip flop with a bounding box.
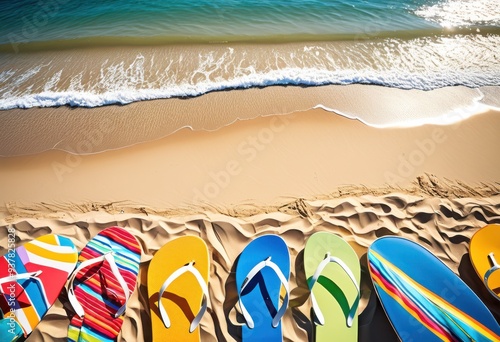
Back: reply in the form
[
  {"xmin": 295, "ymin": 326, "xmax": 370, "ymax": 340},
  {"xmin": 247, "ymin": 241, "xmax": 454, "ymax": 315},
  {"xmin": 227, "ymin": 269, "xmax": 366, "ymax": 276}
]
[
  {"xmin": 0, "ymin": 234, "xmax": 78, "ymax": 341},
  {"xmin": 66, "ymin": 226, "xmax": 141, "ymax": 342},
  {"xmin": 304, "ymin": 232, "xmax": 360, "ymax": 341},
  {"xmin": 148, "ymin": 236, "xmax": 209, "ymax": 342},
  {"xmin": 235, "ymin": 235, "xmax": 290, "ymax": 341},
  {"xmin": 368, "ymin": 236, "xmax": 500, "ymax": 341},
  {"xmin": 470, "ymin": 224, "xmax": 500, "ymax": 301}
]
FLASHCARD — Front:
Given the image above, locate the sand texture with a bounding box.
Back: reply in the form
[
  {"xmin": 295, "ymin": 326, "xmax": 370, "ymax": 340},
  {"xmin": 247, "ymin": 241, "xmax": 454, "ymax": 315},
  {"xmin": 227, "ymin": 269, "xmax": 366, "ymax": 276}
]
[{"xmin": 1, "ymin": 184, "xmax": 500, "ymax": 341}]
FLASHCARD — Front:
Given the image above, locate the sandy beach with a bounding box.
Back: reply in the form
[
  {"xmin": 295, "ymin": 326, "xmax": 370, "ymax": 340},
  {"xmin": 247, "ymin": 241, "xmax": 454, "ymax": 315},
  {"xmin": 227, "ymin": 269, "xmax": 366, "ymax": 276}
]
[
  {"xmin": 1, "ymin": 0, "xmax": 500, "ymax": 339},
  {"xmin": 1, "ymin": 183, "xmax": 499, "ymax": 341},
  {"xmin": 1, "ymin": 86, "xmax": 499, "ymax": 207},
  {"xmin": 1, "ymin": 83, "xmax": 500, "ymax": 340}
]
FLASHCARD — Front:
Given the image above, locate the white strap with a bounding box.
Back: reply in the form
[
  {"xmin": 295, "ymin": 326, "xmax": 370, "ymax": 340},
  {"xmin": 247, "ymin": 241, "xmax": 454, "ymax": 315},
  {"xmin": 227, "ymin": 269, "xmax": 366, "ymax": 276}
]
[
  {"xmin": 158, "ymin": 261, "xmax": 209, "ymax": 333},
  {"xmin": 67, "ymin": 252, "xmax": 130, "ymax": 318},
  {"xmin": 238, "ymin": 257, "xmax": 290, "ymax": 329},
  {"xmin": 309, "ymin": 252, "xmax": 360, "ymax": 327},
  {"xmin": 0, "ymin": 270, "xmax": 51, "ymax": 308},
  {"xmin": 484, "ymin": 253, "xmax": 500, "ymax": 302}
]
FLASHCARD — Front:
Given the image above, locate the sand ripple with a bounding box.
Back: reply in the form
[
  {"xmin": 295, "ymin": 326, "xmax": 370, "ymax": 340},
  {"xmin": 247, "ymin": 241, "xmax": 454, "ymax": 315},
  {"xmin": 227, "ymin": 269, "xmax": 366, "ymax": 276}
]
[{"xmin": 1, "ymin": 192, "xmax": 499, "ymax": 341}]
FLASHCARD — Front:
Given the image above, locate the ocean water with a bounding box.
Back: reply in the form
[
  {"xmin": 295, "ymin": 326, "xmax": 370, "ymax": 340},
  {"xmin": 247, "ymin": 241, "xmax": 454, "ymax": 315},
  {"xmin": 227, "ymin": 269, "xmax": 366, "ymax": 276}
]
[{"xmin": 0, "ymin": 0, "xmax": 499, "ymax": 110}]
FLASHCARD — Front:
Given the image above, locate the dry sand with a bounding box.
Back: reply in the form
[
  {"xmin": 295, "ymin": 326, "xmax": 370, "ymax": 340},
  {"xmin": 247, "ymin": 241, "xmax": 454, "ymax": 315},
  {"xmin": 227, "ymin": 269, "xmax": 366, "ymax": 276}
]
[{"xmin": 1, "ymin": 88, "xmax": 500, "ymax": 341}]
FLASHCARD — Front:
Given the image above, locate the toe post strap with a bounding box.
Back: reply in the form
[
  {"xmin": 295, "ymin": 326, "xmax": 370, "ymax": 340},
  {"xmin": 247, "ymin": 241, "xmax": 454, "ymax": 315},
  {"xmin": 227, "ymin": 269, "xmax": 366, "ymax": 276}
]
[
  {"xmin": 158, "ymin": 261, "xmax": 209, "ymax": 333},
  {"xmin": 308, "ymin": 252, "xmax": 360, "ymax": 327},
  {"xmin": 68, "ymin": 252, "xmax": 131, "ymax": 318}
]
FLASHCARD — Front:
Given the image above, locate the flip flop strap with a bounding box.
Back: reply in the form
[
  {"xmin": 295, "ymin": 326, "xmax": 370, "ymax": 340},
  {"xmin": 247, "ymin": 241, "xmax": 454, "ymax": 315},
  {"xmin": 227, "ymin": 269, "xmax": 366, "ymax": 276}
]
[
  {"xmin": 158, "ymin": 261, "xmax": 209, "ymax": 333},
  {"xmin": 68, "ymin": 252, "xmax": 130, "ymax": 318},
  {"xmin": 308, "ymin": 252, "xmax": 360, "ymax": 327},
  {"xmin": 239, "ymin": 256, "xmax": 290, "ymax": 329},
  {"xmin": 0, "ymin": 270, "xmax": 51, "ymax": 308},
  {"xmin": 484, "ymin": 253, "xmax": 500, "ymax": 301}
]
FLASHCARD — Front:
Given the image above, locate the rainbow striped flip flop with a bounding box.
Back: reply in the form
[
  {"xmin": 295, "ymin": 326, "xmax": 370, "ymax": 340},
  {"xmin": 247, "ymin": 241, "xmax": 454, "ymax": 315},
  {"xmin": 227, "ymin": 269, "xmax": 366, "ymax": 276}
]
[
  {"xmin": 0, "ymin": 234, "xmax": 78, "ymax": 341},
  {"xmin": 67, "ymin": 226, "xmax": 141, "ymax": 342},
  {"xmin": 368, "ymin": 236, "xmax": 500, "ymax": 341}
]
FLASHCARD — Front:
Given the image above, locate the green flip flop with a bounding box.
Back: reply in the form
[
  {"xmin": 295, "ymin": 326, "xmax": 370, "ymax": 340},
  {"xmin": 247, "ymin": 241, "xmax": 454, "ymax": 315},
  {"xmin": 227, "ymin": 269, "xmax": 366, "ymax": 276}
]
[{"xmin": 304, "ymin": 232, "xmax": 360, "ymax": 341}]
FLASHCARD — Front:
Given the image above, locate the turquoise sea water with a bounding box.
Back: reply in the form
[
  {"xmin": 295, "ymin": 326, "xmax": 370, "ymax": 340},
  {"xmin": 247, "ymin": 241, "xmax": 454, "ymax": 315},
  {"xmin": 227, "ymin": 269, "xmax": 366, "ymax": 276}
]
[
  {"xmin": 0, "ymin": 0, "xmax": 499, "ymax": 109},
  {"xmin": 1, "ymin": 0, "xmax": 498, "ymax": 45}
]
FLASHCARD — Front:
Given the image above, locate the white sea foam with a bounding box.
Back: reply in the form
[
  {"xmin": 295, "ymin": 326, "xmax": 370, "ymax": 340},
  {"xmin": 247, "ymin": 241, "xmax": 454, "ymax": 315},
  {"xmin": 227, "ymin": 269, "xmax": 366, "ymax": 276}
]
[
  {"xmin": 315, "ymin": 98, "xmax": 489, "ymax": 128},
  {"xmin": 0, "ymin": 34, "xmax": 499, "ymax": 111},
  {"xmin": 43, "ymin": 70, "xmax": 62, "ymax": 92}
]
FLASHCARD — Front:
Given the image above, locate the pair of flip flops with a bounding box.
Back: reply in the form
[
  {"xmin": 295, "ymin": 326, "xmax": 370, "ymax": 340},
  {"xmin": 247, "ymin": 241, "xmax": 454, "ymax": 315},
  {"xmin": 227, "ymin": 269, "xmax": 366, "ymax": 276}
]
[
  {"xmin": 0, "ymin": 227, "xmax": 142, "ymax": 342},
  {"xmin": 236, "ymin": 232, "xmax": 361, "ymax": 341},
  {"xmin": 368, "ymin": 234, "xmax": 500, "ymax": 341}
]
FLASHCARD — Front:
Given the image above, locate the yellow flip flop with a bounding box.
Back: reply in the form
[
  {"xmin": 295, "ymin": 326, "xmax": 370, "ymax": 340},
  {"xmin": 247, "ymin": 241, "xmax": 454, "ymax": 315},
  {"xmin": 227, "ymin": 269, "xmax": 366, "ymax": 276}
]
[
  {"xmin": 148, "ymin": 236, "xmax": 209, "ymax": 341},
  {"xmin": 470, "ymin": 224, "xmax": 500, "ymax": 301}
]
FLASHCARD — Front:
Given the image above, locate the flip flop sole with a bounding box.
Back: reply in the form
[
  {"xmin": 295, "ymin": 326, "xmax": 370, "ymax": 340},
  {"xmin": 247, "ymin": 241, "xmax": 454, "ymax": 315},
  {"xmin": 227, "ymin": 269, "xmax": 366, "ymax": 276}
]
[
  {"xmin": 148, "ymin": 236, "xmax": 209, "ymax": 342},
  {"xmin": 304, "ymin": 232, "xmax": 360, "ymax": 342},
  {"xmin": 368, "ymin": 236, "xmax": 500, "ymax": 341}
]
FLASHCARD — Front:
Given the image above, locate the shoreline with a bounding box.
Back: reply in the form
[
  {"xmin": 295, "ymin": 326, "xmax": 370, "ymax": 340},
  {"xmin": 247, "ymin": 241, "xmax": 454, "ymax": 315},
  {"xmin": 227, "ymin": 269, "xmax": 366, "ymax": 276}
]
[
  {"xmin": 1, "ymin": 34, "xmax": 499, "ymax": 111},
  {"xmin": 1, "ymin": 84, "xmax": 498, "ymax": 156},
  {"xmin": 1, "ymin": 40, "xmax": 500, "ymax": 341}
]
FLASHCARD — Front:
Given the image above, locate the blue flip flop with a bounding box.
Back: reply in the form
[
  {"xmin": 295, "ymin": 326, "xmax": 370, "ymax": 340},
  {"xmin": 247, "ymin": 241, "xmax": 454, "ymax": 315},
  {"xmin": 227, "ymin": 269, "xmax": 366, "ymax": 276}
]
[{"xmin": 235, "ymin": 235, "xmax": 290, "ymax": 341}]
